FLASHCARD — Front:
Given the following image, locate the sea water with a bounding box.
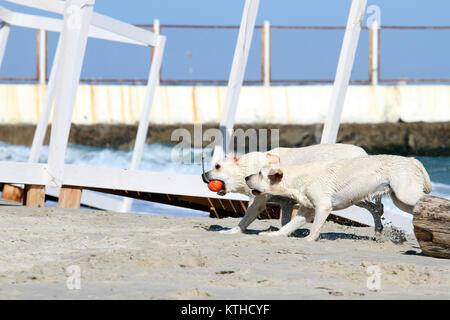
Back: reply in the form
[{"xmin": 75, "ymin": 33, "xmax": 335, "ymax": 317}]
[{"xmin": 0, "ymin": 142, "xmax": 448, "ymax": 218}]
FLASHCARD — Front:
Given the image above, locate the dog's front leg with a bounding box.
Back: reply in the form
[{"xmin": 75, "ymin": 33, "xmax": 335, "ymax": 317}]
[
  {"xmin": 260, "ymin": 206, "xmax": 313, "ymax": 237},
  {"xmin": 304, "ymin": 203, "xmax": 331, "ymax": 242},
  {"xmin": 260, "ymin": 215, "xmax": 307, "ymax": 237},
  {"xmin": 219, "ymin": 195, "xmax": 268, "ymax": 234},
  {"xmin": 280, "ymin": 200, "xmax": 295, "ymax": 227}
]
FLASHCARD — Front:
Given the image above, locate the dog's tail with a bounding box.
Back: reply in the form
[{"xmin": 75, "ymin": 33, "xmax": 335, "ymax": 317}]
[{"xmin": 413, "ymin": 158, "xmax": 432, "ymax": 194}]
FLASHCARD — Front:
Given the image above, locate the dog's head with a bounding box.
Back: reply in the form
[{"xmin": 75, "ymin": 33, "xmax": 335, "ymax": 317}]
[
  {"xmin": 202, "ymin": 153, "xmax": 243, "ymax": 195},
  {"xmin": 245, "ymin": 153, "xmax": 284, "ymax": 196}
]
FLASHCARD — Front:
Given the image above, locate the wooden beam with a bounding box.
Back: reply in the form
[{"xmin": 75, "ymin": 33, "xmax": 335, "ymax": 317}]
[
  {"xmin": 58, "ymin": 185, "xmax": 83, "ymax": 208},
  {"xmin": 413, "ymin": 195, "xmax": 450, "ymax": 259},
  {"xmin": 24, "ymin": 184, "xmax": 45, "ymax": 208},
  {"xmin": 1, "ymin": 184, "xmax": 24, "ymax": 203}
]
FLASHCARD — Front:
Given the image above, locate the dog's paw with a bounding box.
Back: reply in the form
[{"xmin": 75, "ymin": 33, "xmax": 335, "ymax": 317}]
[
  {"xmin": 219, "ymin": 227, "xmax": 242, "ymax": 235},
  {"xmin": 259, "ymin": 231, "xmax": 284, "ymax": 237},
  {"xmin": 304, "ymin": 235, "xmax": 317, "ymax": 242}
]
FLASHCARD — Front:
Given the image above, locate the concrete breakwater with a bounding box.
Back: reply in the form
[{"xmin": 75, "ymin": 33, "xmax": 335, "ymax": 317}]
[
  {"xmin": 0, "ymin": 84, "xmax": 448, "ymax": 155},
  {"xmin": 0, "ymin": 122, "xmax": 449, "ymax": 156},
  {"xmin": 0, "ymin": 84, "xmax": 449, "ymax": 125}
]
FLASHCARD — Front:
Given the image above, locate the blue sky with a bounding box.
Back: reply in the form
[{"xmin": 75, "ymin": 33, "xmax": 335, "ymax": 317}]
[
  {"xmin": 90, "ymin": 0, "xmax": 450, "ymax": 26},
  {"xmin": 0, "ymin": 0, "xmax": 449, "ymax": 83}
]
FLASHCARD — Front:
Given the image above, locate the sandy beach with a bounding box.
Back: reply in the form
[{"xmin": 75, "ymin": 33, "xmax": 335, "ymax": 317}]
[{"xmin": 0, "ymin": 205, "xmax": 449, "ymax": 300}]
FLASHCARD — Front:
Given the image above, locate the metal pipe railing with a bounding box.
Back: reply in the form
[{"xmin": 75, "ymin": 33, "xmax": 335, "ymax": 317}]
[{"xmin": 1, "ymin": 23, "xmax": 450, "ymax": 84}]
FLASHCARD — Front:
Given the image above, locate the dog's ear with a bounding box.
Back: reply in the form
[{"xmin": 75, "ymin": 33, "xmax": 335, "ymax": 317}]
[
  {"xmin": 266, "ymin": 153, "xmax": 280, "ymax": 165},
  {"xmin": 225, "ymin": 153, "xmax": 241, "ymax": 163},
  {"xmin": 268, "ymin": 168, "xmax": 283, "ymax": 184}
]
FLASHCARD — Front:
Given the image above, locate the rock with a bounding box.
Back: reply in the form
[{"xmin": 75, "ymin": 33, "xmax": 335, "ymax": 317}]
[{"xmin": 0, "ymin": 122, "xmax": 448, "ymax": 155}]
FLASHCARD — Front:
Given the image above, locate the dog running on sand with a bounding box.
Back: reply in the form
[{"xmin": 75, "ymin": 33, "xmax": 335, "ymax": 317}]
[
  {"xmin": 202, "ymin": 144, "xmax": 385, "ymax": 235},
  {"xmin": 245, "ymin": 154, "xmax": 431, "ymax": 241}
]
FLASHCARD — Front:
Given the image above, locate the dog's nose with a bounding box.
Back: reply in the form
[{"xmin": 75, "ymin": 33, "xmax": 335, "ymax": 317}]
[{"xmin": 245, "ymin": 176, "xmax": 250, "ymax": 182}]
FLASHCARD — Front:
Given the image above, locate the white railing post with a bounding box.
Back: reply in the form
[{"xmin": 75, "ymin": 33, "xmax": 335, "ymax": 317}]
[
  {"xmin": 152, "ymin": 18, "xmax": 160, "ymax": 85},
  {"xmin": 121, "ymin": 33, "xmax": 166, "ymax": 212},
  {"xmin": 47, "ymin": 0, "xmax": 95, "ymax": 184},
  {"xmin": 0, "ymin": 22, "xmax": 10, "ymax": 70},
  {"xmin": 320, "ymin": 0, "xmax": 367, "ymax": 144},
  {"xmin": 211, "ymin": 0, "xmax": 260, "ymax": 164},
  {"xmin": 367, "ymin": 5, "xmax": 381, "ymax": 86},
  {"xmin": 263, "ymin": 20, "xmax": 270, "ymax": 86},
  {"xmin": 28, "ymin": 37, "xmax": 61, "ymax": 163},
  {"xmin": 38, "ymin": 28, "xmax": 46, "ymax": 84},
  {"xmin": 369, "ymin": 25, "xmax": 379, "ymax": 85}
]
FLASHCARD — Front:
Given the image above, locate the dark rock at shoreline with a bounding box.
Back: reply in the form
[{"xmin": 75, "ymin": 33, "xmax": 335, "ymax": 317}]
[{"xmin": 0, "ymin": 122, "xmax": 448, "ymax": 156}]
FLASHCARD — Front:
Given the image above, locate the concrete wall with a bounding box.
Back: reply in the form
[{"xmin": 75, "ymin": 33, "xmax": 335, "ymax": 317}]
[{"xmin": 0, "ymin": 84, "xmax": 449, "ymax": 125}]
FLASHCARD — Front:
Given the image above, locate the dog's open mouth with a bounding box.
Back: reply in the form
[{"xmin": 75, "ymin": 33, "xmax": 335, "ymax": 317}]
[
  {"xmin": 251, "ymin": 189, "xmax": 262, "ymax": 196},
  {"xmin": 217, "ymin": 182, "xmax": 226, "ymax": 196}
]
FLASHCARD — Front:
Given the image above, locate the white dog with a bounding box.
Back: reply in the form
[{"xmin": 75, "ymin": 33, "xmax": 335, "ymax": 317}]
[
  {"xmin": 202, "ymin": 144, "xmax": 384, "ymax": 234},
  {"xmin": 245, "ymin": 154, "xmax": 432, "ymax": 241}
]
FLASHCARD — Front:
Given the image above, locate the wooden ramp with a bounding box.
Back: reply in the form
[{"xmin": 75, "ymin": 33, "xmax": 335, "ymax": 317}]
[
  {"xmin": 1, "ymin": 182, "xmax": 279, "ymax": 219},
  {"xmin": 83, "ymin": 187, "xmax": 280, "ymax": 219},
  {"xmin": 2, "ymin": 182, "xmax": 366, "ymax": 227}
]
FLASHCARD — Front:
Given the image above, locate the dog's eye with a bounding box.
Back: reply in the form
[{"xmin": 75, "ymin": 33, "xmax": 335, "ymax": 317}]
[{"xmin": 215, "ymin": 164, "xmax": 221, "ymax": 170}]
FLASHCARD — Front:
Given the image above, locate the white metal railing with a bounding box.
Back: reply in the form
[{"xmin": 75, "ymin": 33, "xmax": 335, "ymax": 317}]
[{"xmin": 0, "ymin": 0, "xmax": 170, "ymax": 212}]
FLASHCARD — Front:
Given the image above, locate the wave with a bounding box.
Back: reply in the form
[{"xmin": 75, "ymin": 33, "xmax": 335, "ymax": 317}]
[{"xmin": 432, "ymin": 182, "xmax": 450, "ymax": 190}]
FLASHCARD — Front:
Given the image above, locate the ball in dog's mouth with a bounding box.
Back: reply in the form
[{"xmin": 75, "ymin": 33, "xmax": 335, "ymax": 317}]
[{"xmin": 251, "ymin": 189, "xmax": 262, "ymax": 196}]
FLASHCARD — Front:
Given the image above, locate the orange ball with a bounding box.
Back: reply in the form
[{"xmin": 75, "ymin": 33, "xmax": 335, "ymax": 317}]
[{"xmin": 208, "ymin": 180, "xmax": 223, "ymax": 192}]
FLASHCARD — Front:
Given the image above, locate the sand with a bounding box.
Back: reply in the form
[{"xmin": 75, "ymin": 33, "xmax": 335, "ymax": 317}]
[{"xmin": 0, "ymin": 205, "xmax": 449, "ymax": 300}]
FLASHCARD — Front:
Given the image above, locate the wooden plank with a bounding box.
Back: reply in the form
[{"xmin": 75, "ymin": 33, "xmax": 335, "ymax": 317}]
[
  {"xmin": 46, "ymin": 186, "xmax": 123, "ymax": 211},
  {"xmin": 62, "ymin": 164, "xmax": 248, "ymax": 201},
  {"xmin": 58, "ymin": 185, "xmax": 83, "ymax": 208},
  {"xmin": 216, "ymin": 198, "xmax": 227, "ymax": 211},
  {"xmin": 227, "ymin": 199, "xmax": 238, "ymax": 214},
  {"xmin": 24, "ymin": 184, "xmax": 45, "ymax": 208},
  {"xmin": 289, "ymin": 206, "xmax": 299, "ymax": 220},
  {"xmin": 1, "ymin": 184, "xmax": 24, "ymax": 203},
  {"xmin": 0, "ymin": 162, "xmax": 49, "ymax": 185},
  {"xmin": 207, "ymin": 198, "xmax": 220, "ymax": 219},
  {"xmin": 413, "ymin": 195, "xmax": 450, "ymax": 259}
]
